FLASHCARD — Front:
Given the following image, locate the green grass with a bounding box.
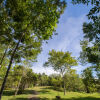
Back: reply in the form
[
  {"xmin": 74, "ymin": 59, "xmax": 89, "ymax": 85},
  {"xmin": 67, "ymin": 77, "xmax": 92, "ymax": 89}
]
[
  {"xmin": 1, "ymin": 86, "xmax": 100, "ymax": 100},
  {"xmin": 34, "ymin": 86, "xmax": 100, "ymax": 100},
  {"xmin": 2, "ymin": 89, "xmax": 34, "ymax": 100}
]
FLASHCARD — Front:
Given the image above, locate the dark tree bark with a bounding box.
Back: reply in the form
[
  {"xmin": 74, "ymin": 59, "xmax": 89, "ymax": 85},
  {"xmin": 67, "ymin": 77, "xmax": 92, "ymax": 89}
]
[
  {"xmin": 86, "ymin": 85, "xmax": 90, "ymax": 93},
  {"xmin": 0, "ymin": 33, "xmax": 24, "ymax": 100}
]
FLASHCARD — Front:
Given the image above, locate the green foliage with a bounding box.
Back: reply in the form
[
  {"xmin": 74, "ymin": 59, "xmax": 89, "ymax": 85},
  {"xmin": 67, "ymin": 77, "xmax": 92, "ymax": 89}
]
[
  {"xmin": 0, "ymin": 66, "xmax": 7, "ymax": 88},
  {"xmin": 64, "ymin": 69, "xmax": 85, "ymax": 92},
  {"xmin": 49, "ymin": 74, "xmax": 62, "ymax": 91},
  {"xmin": 0, "ymin": 0, "xmax": 66, "ymax": 43},
  {"xmin": 0, "ymin": 0, "xmax": 66, "ymax": 96},
  {"xmin": 73, "ymin": 0, "xmax": 100, "ymax": 80},
  {"xmin": 0, "ymin": 44, "xmax": 9, "ymax": 68},
  {"xmin": 0, "ymin": 0, "xmax": 67, "ymax": 67},
  {"xmin": 44, "ymin": 49, "xmax": 78, "ymax": 75},
  {"xmin": 82, "ymin": 68, "xmax": 97, "ymax": 93},
  {"xmin": 72, "ymin": 0, "xmax": 100, "ymax": 22},
  {"xmin": 38, "ymin": 73, "xmax": 49, "ymax": 86},
  {"xmin": 0, "ymin": 0, "xmax": 68, "ymax": 68},
  {"xmin": 44, "ymin": 50, "xmax": 78, "ymax": 95},
  {"xmin": 17, "ymin": 67, "xmax": 37, "ymax": 93}
]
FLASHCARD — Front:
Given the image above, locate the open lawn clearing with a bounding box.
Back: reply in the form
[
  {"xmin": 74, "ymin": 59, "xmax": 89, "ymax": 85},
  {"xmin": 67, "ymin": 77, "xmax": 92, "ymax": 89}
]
[{"xmin": 1, "ymin": 86, "xmax": 100, "ymax": 100}]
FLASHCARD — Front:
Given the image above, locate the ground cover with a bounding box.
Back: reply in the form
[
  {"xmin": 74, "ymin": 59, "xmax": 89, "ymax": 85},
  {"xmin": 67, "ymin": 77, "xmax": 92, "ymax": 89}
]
[{"xmin": 1, "ymin": 86, "xmax": 100, "ymax": 100}]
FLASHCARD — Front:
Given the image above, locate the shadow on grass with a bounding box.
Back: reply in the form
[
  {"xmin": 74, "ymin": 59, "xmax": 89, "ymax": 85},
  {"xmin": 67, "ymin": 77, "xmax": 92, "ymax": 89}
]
[
  {"xmin": 38, "ymin": 89, "xmax": 50, "ymax": 94},
  {"xmin": 56, "ymin": 97, "xmax": 100, "ymax": 100},
  {"xmin": 37, "ymin": 87, "xmax": 51, "ymax": 94},
  {"xmin": 3, "ymin": 89, "xmax": 38, "ymax": 96},
  {"xmin": 40, "ymin": 97, "xmax": 100, "ymax": 100},
  {"xmin": 9, "ymin": 97, "xmax": 100, "ymax": 100},
  {"xmin": 3, "ymin": 90, "xmax": 15, "ymax": 96},
  {"xmin": 39, "ymin": 86, "xmax": 62, "ymax": 95},
  {"xmin": 10, "ymin": 98, "xmax": 28, "ymax": 100},
  {"xmin": 23, "ymin": 90, "xmax": 38, "ymax": 95}
]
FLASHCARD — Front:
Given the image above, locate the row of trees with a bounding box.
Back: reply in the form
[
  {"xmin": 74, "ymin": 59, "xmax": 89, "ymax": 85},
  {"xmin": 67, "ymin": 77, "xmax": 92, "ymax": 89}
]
[
  {"xmin": 0, "ymin": 65, "xmax": 36, "ymax": 95},
  {"xmin": 0, "ymin": 64, "xmax": 99, "ymax": 95}
]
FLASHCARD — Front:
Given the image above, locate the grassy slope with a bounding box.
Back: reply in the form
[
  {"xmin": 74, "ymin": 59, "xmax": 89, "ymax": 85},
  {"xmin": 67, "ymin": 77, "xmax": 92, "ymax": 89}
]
[
  {"xmin": 34, "ymin": 86, "xmax": 100, "ymax": 100},
  {"xmin": 1, "ymin": 86, "xmax": 100, "ymax": 100}
]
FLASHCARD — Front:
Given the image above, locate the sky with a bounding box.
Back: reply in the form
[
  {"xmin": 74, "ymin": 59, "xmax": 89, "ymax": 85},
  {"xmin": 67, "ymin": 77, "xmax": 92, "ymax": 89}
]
[{"xmin": 32, "ymin": 1, "xmax": 92, "ymax": 75}]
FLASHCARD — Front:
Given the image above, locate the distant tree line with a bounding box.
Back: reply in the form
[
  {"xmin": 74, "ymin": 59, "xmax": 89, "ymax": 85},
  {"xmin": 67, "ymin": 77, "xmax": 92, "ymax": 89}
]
[{"xmin": 0, "ymin": 65, "xmax": 99, "ymax": 95}]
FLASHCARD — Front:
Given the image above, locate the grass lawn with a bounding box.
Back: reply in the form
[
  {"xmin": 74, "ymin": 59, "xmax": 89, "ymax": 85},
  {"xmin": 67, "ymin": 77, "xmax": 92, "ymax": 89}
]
[
  {"xmin": 1, "ymin": 86, "xmax": 100, "ymax": 100},
  {"xmin": 2, "ymin": 89, "xmax": 33, "ymax": 100}
]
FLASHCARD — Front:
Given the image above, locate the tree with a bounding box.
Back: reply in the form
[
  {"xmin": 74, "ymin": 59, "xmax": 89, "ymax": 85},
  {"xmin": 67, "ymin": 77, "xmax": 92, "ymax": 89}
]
[
  {"xmin": 12, "ymin": 65, "xmax": 24, "ymax": 95},
  {"xmin": 49, "ymin": 74, "xmax": 62, "ymax": 90},
  {"xmin": 82, "ymin": 68, "xmax": 97, "ymax": 93},
  {"xmin": 72, "ymin": 0, "xmax": 100, "ymax": 79},
  {"xmin": 0, "ymin": 0, "xmax": 66, "ymax": 99},
  {"xmin": 79, "ymin": 40, "xmax": 100, "ymax": 78},
  {"xmin": 64, "ymin": 69, "xmax": 85, "ymax": 92},
  {"xmin": 44, "ymin": 49, "xmax": 78, "ymax": 95},
  {"xmin": 38, "ymin": 73, "xmax": 49, "ymax": 86},
  {"xmin": 17, "ymin": 67, "xmax": 35, "ymax": 94}
]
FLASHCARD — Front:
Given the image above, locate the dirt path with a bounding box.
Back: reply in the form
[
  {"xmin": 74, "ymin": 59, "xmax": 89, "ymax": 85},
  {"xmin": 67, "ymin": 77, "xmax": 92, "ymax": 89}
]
[{"xmin": 29, "ymin": 90, "xmax": 40, "ymax": 100}]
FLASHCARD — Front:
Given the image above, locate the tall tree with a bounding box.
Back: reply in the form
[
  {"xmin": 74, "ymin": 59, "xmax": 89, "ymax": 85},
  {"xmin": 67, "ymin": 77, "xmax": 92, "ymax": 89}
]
[
  {"xmin": 44, "ymin": 49, "xmax": 78, "ymax": 95},
  {"xmin": 72, "ymin": 0, "xmax": 100, "ymax": 79},
  {"xmin": 82, "ymin": 68, "xmax": 97, "ymax": 93},
  {"xmin": 0, "ymin": 0, "xmax": 66, "ymax": 99}
]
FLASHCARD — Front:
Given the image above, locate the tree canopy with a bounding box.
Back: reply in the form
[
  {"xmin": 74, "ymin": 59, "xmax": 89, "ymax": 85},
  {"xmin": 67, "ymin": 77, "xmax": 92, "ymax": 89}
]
[
  {"xmin": 0, "ymin": 0, "xmax": 66, "ymax": 99},
  {"xmin": 44, "ymin": 49, "xmax": 78, "ymax": 95},
  {"xmin": 72, "ymin": 0, "xmax": 100, "ymax": 79}
]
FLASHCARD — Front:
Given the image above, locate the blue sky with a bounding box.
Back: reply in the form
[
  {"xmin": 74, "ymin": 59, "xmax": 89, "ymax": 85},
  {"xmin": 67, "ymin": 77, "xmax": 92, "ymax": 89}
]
[{"xmin": 32, "ymin": 1, "xmax": 92, "ymax": 75}]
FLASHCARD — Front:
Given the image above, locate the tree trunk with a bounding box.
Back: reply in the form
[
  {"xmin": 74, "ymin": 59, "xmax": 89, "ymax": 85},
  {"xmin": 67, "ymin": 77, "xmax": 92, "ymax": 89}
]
[
  {"xmin": 86, "ymin": 85, "xmax": 90, "ymax": 93},
  {"xmin": 64, "ymin": 79, "xmax": 66, "ymax": 95},
  {"xmin": 15, "ymin": 76, "xmax": 23, "ymax": 96},
  {"xmin": 62, "ymin": 72, "xmax": 66, "ymax": 95},
  {"xmin": 0, "ymin": 33, "xmax": 24, "ymax": 100},
  {"xmin": 15, "ymin": 68, "xmax": 25, "ymax": 96},
  {"xmin": 0, "ymin": 46, "xmax": 8, "ymax": 69}
]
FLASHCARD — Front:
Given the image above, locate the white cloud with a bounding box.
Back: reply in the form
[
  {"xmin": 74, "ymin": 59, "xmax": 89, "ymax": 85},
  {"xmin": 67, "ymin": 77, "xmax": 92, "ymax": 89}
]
[{"xmin": 32, "ymin": 64, "xmax": 57, "ymax": 75}]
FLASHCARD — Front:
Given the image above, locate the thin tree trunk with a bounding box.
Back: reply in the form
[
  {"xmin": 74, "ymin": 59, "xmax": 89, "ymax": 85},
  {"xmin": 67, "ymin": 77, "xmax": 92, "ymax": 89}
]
[
  {"xmin": 0, "ymin": 33, "xmax": 24, "ymax": 100},
  {"xmin": 63, "ymin": 77, "xmax": 66, "ymax": 95},
  {"xmin": 61, "ymin": 71, "xmax": 66, "ymax": 95},
  {"xmin": 15, "ymin": 67, "xmax": 24, "ymax": 96},
  {"xmin": 0, "ymin": 46, "xmax": 9, "ymax": 69},
  {"xmin": 15, "ymin": 76, "xmax": 23, "ymax": 96}
]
